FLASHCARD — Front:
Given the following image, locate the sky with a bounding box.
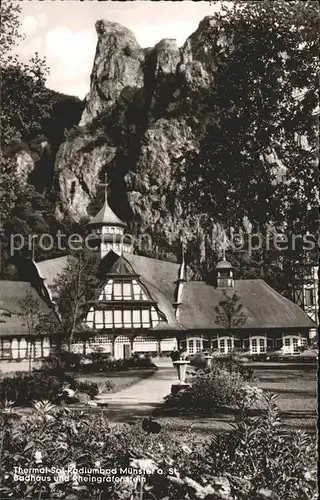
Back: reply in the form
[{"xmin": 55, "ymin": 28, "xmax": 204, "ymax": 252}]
[{"xmin": 17, "ymin": 1, "xmax": 222, "ymax": 99}]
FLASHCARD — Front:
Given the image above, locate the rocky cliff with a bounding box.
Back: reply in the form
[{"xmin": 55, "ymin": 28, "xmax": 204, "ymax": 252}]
[{"xmin": 53, "ymin": 17, "xmax": 224, "ymax": 223}]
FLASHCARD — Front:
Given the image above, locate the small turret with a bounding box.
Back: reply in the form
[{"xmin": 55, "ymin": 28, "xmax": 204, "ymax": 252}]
[
  {"xmin": 88, "ymin": 173, "xmax": 133, "ymax": 258},
  {"xmin": 216, "ymin": 255, "xmax": 234, "ymax": 288}
]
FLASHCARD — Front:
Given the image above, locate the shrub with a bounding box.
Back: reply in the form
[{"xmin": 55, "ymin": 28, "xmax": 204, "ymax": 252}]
[
  {"xmin": 163, "ymin": 365, "xmax": 260, "ymax": 413},
  {"xmin": 64, "ymin": 353, "xmax": 157, "ymax": 373},
  {"xmin": 189, "ymin": 353, "xmax": 254, "ymax": 381},
  {"xmin": 0, "ymin": 394, "xmax": 316, "ymax": 500},
  {"xmin": 0, "ymin": 371, "xmax": 101, "ymax": 406}
]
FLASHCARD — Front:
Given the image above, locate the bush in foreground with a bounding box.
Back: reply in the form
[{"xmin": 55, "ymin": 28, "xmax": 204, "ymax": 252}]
[
  {"xmin": 163, "ymin": 364, "xmax": 260, "ymax": 413},
  {"xmin": 0, "ymin": 393, "xmax": 316, "ymax": 499},
  {"xmin": 0, "ymin": 370, "xmax": 113, "ymax": 406},
  {"xmin": 56, "ymin": 352, "xmax": 156, "ymax": 373}
]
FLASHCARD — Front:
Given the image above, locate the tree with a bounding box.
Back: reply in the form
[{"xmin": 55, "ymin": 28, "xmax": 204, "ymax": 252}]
[
  {"xmin": 52, "ymin": 249, "xmax": 100, "ymax": 350},
  {"xmin": 215, "ymin": 290, "xmax": 248, "ymax": 329},
  {"xmin": 18, "ymin": 290, "xmax": 41, "ymax": 372},
  {"xmin": 0, "ymin": 0, "xmax": 50, "ymax": 148}
]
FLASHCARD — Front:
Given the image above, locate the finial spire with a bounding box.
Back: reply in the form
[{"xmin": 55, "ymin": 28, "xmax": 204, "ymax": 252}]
[
  {"xmin": 222, "ymin": 245, "xmax": 226, "ymax": 261},
  {"xmin": 99, "ymin": 171, "xmax": 109, "ymax": 202}
]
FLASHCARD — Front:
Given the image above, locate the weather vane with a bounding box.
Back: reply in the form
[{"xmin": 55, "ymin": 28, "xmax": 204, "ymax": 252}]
[{"xmin": 99, "ymin": 171, "xmax": 109, "ymax": 201}]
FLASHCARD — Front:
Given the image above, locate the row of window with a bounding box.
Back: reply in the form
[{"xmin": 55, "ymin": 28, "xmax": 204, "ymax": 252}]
[
  {"xmin": 94, "ymin": 226, "xmax": 124, "ymax": 235},
  {"xmin": 98, "ymin": 279, "xmax": 149, "ymax": 301},
  {"xmin": 0, "ymin": 338, "xmax": 50, "ymax": 360},
  {"xmin": 86, "ymin": 306, "xmax": 160, "ymax": 329},
  {"xmin": 101, "ymin": 243, "xmax": 132, "ymax": 254},
  {"xmin": 181, "ymin": 335, "xmax": 308, "ymax": 355}
]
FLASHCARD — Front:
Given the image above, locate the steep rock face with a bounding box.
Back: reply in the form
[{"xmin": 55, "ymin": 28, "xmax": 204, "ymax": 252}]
[
  {"xmin": 80, "ymin": 21, "xmax": 145, "ymax": 126},
  {"xmin": 54, "ymin": 132, "xmax": 117, "ymax": 220},
  {"xmin": 127, "ymin": 118, "xmax": 195, "ymax": 229},
  {"xmin": 15, "ymin": 150, "xmax": 35, "ymax": 184},
  {"xmin": 53, "ymin": 17, "xmax": 226, "ymax": 221},
  {"xmin": 153, "ymin": 39, "xmax": 180, "ymax": 76},
  {"xmin": 12, "ymin": 140, "xmax": 54, "ymax": 192}
]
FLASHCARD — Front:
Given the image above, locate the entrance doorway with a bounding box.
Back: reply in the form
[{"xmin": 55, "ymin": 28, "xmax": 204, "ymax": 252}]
[{"xmin": 114, "ymin": 335, "xmax": 131, "ymax": 359}]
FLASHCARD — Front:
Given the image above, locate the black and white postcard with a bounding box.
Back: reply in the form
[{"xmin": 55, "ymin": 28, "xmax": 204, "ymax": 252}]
[{"xmin": 0, "ymin": 1, "xmax": 318, "ymax": 499}]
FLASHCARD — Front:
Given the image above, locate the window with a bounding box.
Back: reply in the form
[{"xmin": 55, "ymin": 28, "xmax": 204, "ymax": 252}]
[
  {"xmin": 34, "ymin": 341, "xmax": 43, "ymax": 358},
  {"xmin": 250, "ymin": 336, "xmax": 266, "ymax": 354},
  {"xmin": 251, "ymin": 338, "xmax": 258, "ymax": 353},
  {"xmin": 95, "ymin": 310, "xmax": 104, "ymax": 329},
  {"xmin": 259, "ymin": 338, "xmax": 266, "ymax": 353},
  {"xmin": 123, "ymin": 309, "xmax": 131, "ymax": 327},
  {"xmin": 151, "ymin": 307, "xmax": 160, "ymax": 328},
  {"xmin": 187, "ymin": 337, "xmax": 203, "ymax": 354},
  {"xmin": 218, "ymin": 336, "xmax": 234, "ymax": 354},
  {"xmin": 292, "ymin": 338, "xmax": 299, "ymax": 353},
  {"xmin": 142, "ymin": 309, "xmax": 150, "ymax": 327},
  {"xmin": 91, "ymin": 335, "xmax": 112, "ymax": 344},
  {"xmin": 105, "ymin": 310, "xmax": 113, "ymax": 326},
  {"xmin": 132, "ymin": 309, "xmax": 140, "ymax": 327},
  {"xmin": 226, "ymin": 338, "xmax": 232, "ymax": 353},
  {"xmin": 19, "ymin": 338, "xmax": 27, "ymax": 358},
  {"xmin": 188, "ymin": 340, "xmax": 194, "ymax": 354},
  {"xmin": 304, "ymin": 288, "xmax": 315, "ymax": 306},
  {"xmin": 113, "ymin": 283, "xmax": 122, "ymax": 299},
  {"xmin": 115, "ymin": 336, "xmax": 130, "ymax": 344},
  {"xmin": 114, "ymin": 310, "xmax": 122, "ymax": 327},
  {"xmin": 123, "ymin": 283, "xmax": 131, "ymax": 299},
  {"xmin": 11, "ymin": 339, "xmax": 19, "ymax": 359},
  {"xmin": 86, "ymin": 308, "xmax": 94, "ymax": 328},
  {"xmin": 43, "ymin": 339, "xmax": 50, "ymax": 357},
  {"xmin": 134, "ymin": 336, "xmax": 156, "ymax": 343},
  {"xmin": 195, "ymin": 339, "xmax": 201, "ymax": 352},
  {"xmin": 283, "ymin": 336, "xmax": 304, "ymax": 354},
  {"xmin": 1, "ymin": 340, "xmax": 11, "ymax": 359}
]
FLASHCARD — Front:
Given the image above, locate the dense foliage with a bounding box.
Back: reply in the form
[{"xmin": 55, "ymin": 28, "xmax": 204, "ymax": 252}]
[
  {"xmin": 0, "ymin": 393, "xmax": 316, "ymax": 499},
  {"xmin": 0, "ymin": 371, "xmax": 105, "ymax": 406},
  {"xmin": 0, "ymin": 0, "xmax": 84, "ymax": 278},
  {"xmin": 162, "ymin": 363, "xmax": 259, "ymax": 414},
  {"xmin": 59, "ymin": 351, "xmax": 156, "ymax": 373},
  {"xmin": 128, "ymin": 0, "xmax": 319, "ymax": 292}
]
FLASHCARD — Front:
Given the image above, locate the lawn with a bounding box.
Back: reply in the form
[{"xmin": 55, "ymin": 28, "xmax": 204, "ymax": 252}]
[
  {"xmin": 151, "ymin": 366, "xmax": 317, "ymax": 435},
  {"xmin": 77, "ymin": 368, "xmax": 157, "ymax": 393},
  {"xmin": 253, "ymin": 366, "xmax": 317, "ymax": 432}
]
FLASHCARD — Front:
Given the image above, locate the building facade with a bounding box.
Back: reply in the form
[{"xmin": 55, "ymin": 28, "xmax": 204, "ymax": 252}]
[
  {"xmin": 0, "ymin": 193, "xmax": 316, "ymax": 365},
  {"xmin": 292, "ymin": 262, "xmax": 318, "ymax": 323}
]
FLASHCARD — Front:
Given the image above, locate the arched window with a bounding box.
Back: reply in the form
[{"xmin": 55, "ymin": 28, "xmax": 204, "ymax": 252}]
[
  {"xmin": 249, "ymin": 336, "xmax": 266, "ymax": 354},
  {"xmin": 218, "ymin": 336, "xmax": 234, "ymax": 354},
  {"xmin": 185, "ymin": 336, "xmax": 204, "ymax": 354},
  {"xmin": 133, "ymin": 335, "xmax": 158, "ymax": 352},
  {"xmin": 282, "ymin": 335, "xmax": 307, "ymax": 354},
  {"xmin": 115, "ymin": 335, "xmax": 131, "ymax": 344}
]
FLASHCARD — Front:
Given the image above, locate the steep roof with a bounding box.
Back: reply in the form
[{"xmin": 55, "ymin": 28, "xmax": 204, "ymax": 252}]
[
  {"xmin": 179, "ymin": 280, "xmax": 315, "ymax": 330},
  {"xmin": 34, "ymin": 253, "xmax": 315, "ymax": 331},
  {"xmin": 0, "ymin": 281, "xmax": 51, "ymax": 337},
  {"xmin": 216, "ymin": 259, "xmax": 233, "ymax": 270},
  {"xmin": 88, "ymin": 199, "xmax": 126, "ymax": 227}
]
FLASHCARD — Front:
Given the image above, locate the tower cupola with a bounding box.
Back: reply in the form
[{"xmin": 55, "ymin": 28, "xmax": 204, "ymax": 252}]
[
  {"xmin": 216, "ymin": 255, "xmax": 234, "ymax": 288},
  {"xmin": 88, "ymin": 174, "xmax": 133, "ymax": 258}
]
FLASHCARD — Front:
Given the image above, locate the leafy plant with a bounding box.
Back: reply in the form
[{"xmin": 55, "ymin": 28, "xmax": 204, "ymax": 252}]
[
  {"xmin": 0, "ymin": 371, "xmax": 101, "ymax": 406},
  {"xmin": 215, "ymin": 290, "xmax": 248, "ymax": 329},
  {"xmin": 0, "ymin": 393, "xmax": 316, "ymax": 499}
]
